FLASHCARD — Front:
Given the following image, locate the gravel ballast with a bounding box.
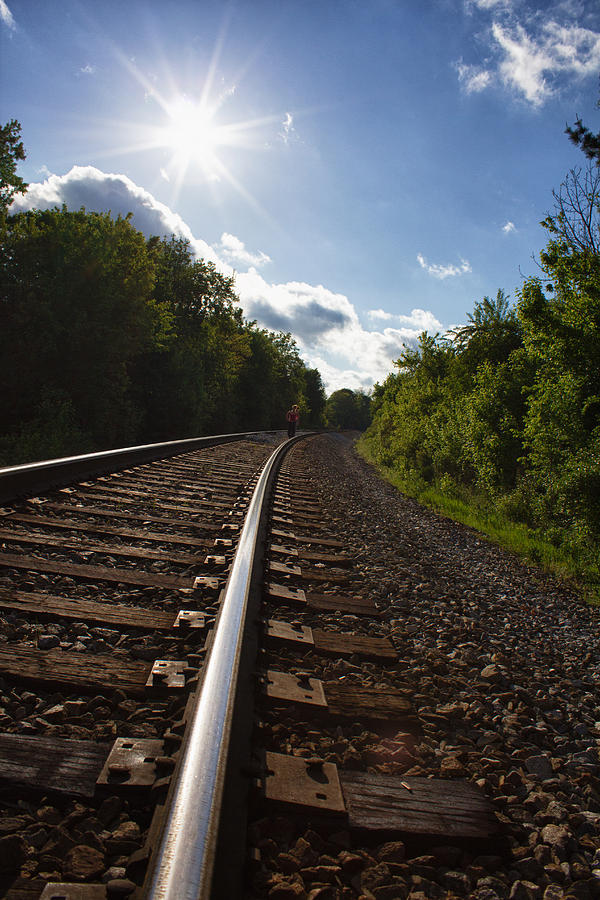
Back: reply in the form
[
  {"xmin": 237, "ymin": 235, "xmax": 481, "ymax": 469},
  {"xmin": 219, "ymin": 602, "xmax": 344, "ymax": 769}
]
[{"xmin": 251, "ymin": 433, "xmax": 600, "ymax": 900}]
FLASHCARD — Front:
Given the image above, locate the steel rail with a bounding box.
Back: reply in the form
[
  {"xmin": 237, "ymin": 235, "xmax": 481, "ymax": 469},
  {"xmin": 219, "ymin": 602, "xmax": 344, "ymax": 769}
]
[
  {"xmin": 146, "ymin": 436, "xmax": 295, "ymax": 900},
  {"xmin": 0, "ymin": 431, "xmax": 279, "ymax": 503}
]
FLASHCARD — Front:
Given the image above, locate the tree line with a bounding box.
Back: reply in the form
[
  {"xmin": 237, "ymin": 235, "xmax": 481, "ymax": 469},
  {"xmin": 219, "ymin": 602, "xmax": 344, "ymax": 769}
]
[
  {"xmin": 0, "ymin": 122, "xmax": 326, "ymax": 465},
  {"xmin": 362, "ymin": 142, "xmax": 600, "ymax": 563}
]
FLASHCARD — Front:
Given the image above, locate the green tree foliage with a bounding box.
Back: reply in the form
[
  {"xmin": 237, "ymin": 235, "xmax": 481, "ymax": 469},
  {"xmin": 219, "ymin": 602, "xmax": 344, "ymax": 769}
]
[
  {"xmin": 566, "ymin": 117, "xmax": 600, "ymax": 164},
  {"xmin": 0, "ymin": 207, "xmax": 159, "ymax": 459},
  {"xmin": 136, "ymin": 235, "xmax": 248, "ymax": 438},
  {"xmin": 0, "ymin": 205, "xmax": 325, "ymax": 464},
  {"xmin": 450, "ymin": 290, "xmax": 522, "ymax": 368},
  {"xmin": 365, "ymin": 333, "xmax": 461, "ymax": 480},
  {"xmin": 302, "ymin": 368, "xmax": 327, "ymax": 428},
  {"xmin": 363, "ymin": 158, "xmax": 600, "ymax": 560},
  {"xmin": 0, "ymin": 119, "xmax": 28, "ymax": 222},
  {"xmin": 565, "ymin": 89, "xmax": 600, "ymax": 165},
  {"xmin": 517, "ymin": 166, "xmax": 600, "ymax": 546},
  {"xmin": 325, "ymin": 388, "xmax": 371, "ymax": 430}
]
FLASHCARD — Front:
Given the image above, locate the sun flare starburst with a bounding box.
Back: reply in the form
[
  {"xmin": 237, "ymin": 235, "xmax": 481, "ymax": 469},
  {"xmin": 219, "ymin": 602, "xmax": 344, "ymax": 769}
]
[
  {"xmin": 97, "ymin": 44, "xmax": 292, "ymax": 214},
  {"xmin": 161, "ymin": 97, "xmax": 222, "ymax": 175}
]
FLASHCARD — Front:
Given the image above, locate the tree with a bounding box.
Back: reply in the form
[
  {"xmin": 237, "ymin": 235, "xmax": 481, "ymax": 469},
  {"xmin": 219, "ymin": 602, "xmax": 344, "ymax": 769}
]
[
  {"xmin": 302, "ymin": 368, "xmax": 326, "ymax": 427},
  {"xmin": 0, "ymin": 119, "xmax": 28, "ymax": 220},
  {"xmin": 0, "ymin": 207, "xmax": 160, "ymax": 460},
  {"xmin": 517, "ymin": 213, "xmax": 600, "ymax": 542},
  {"xmin": 566, "ymin": 88, "xmax": 600, "ymax": 165},
  {"xmin": 450, "ymin": 290, "xmax": 522, "ymax": 368},
  {"xmin": 325, "ymin": 388, "xmax": 371, "ymax": 430},
  {"xmin": 149, "ymin": 235, "xmax": 242, "ymax": 327},
  {"xmin": 540, "ymin": 165, "xmax": 600, "ymax": 255}
]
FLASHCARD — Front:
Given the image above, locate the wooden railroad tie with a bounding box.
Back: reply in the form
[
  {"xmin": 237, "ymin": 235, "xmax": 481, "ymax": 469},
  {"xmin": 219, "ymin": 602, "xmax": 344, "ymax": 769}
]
[
  {"xmin": 260, "ymin": 669, "xmax": 416, "ymax": 727},
  {"xmin": 270, "ymin": 527, "xmax": 345, "ymax": 549},
  {"xmin": 268, "ymin": 559, "xmax": 352, "ymax": 583},
  {"xmin": 0, "ymin": 742, "xmax": 498, "ymax": 887},
  {"xmin": 253, "ymin": 750, "xmax": 499, "ymax": 840},
  {"xmin": 0, "ymin": 645, "xmax": 198, "ymax": 697},
  {"xmin": 2, "ymin": 511, "xmax": 216, "ymax": 548},
  {"xmin": 18, "ymin": 500, "xmax": 224, "ymax": 532},
  {"xmin": 0, "ymin": 588, "xmax": 207, "ymax": 631},
  {"xmin": 264, "ymin": 618, "xmax": 397, "ymax": 661},
  {"xmin": 0, "ymin": 733, "xmax": 172, "ymax": 800},
  {"xmin": 266, "ymin": 582, "xmax": 378, "ymax": 616}
]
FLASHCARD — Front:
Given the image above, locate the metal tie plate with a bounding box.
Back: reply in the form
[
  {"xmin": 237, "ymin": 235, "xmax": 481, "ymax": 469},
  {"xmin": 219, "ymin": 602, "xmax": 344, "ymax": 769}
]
[
  {"xmin": 146, "ymin": 659, "xmax": 188, "ymax": 690},
  {"xmin": 266, "ymin": 619, "xmax": 314, "ymax": 646},
  {"xmin": 174, "ymin": 610, "xmax": 206, "ymax": 630},
  {"xmin": 266, "ymin": 583, "xmax": 307, "ymax": 605},
  {"xmin": 260, "ymin": 751, "xmax": 346, "ymax": 815},
  {"xmin": 203, "ymin": 554, "xmax": 227, "ymax": 568},
  {"xmin": 96, "ymin": 737, "xmax": 165, "ymax": 789},
  {"xmin": 192, "ymin": 575, "xmax": 221, "ymax": 591},
  {"xmin": 263, "ymin": 670, "xmax": 327, "ymax": 708},
  {"xmin": 269, "ymin": 560, "xmax": 302, "ymax": 577}
]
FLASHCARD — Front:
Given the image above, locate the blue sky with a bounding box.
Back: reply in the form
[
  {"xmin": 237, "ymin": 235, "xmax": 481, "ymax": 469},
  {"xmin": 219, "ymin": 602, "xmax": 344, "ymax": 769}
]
[{"xmin": 2, "ymin": 0, "xmax": 599, "ymax": 391}]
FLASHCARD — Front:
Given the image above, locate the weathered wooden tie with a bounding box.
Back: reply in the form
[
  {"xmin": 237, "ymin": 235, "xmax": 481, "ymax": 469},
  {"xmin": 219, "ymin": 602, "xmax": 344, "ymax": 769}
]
[
  {"xmin": 266, "ymin": 582, "xmax": 377, "ymax": 616},
  {"xmin": 254, "ymin": 751, "xmax": 498, "ymax": 839},
  {"xmin": 0, "ymin": 552, "xmax": 194, "ymax": 590},
  {"xmin": 0, "ymin": 588, "xmax": 205, "ymax": 631},
  {"xmin": 262, "ymin": 670, "xmax": 414, "ymax": 723},
  {"xmin": 0, "ymin": 646, "xmax": 193, "ymax": 696},
  {"xmin": 265, "ymin": 619, "xmax": 397, "ymax": 660}
]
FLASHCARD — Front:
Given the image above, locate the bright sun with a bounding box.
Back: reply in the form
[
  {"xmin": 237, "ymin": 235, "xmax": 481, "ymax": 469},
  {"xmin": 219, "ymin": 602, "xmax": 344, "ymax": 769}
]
[{"xmin": 163, "ymin": 97, "xmax": 222, "ymax": 173}]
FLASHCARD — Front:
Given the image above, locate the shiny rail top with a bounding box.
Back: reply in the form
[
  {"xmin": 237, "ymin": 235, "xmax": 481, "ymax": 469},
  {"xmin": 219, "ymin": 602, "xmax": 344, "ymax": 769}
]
[{"xmin": 146, "ymin": 437, "xmax": 293, "ymax": 900}]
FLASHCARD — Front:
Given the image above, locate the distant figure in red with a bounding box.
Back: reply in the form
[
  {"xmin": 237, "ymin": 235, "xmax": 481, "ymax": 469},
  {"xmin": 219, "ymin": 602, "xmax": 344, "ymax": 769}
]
[{"xmin": 286, "ymin": 404, "xmax": 299, "ymax": 437}]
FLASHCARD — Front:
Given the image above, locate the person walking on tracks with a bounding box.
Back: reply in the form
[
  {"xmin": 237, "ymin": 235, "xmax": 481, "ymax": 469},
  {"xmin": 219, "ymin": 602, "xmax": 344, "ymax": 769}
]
[{"xmin": 286, "ymin": 404, "xmax": 300, "ymax": 438}]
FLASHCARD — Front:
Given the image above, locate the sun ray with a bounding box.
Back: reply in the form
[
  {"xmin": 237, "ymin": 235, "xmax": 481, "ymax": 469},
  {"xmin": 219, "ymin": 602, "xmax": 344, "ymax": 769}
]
[{"xmin": 84, "ymin": 27, "xmax": 307, "ymax": 226}]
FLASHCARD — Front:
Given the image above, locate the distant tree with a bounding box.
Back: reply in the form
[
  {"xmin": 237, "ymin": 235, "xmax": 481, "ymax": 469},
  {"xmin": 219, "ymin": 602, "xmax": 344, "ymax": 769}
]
[
  {"xmin": 0, "ymin": 202, "xmax": 328, "ymax": 460},
  {"xmin": 302, "ymin": 368, "xmax": 326, "ymax": 427},
  {"xmin": 566, "ymin": 88, "xmax": 600, "ymax": 165},
  {"xmin": 325, "ymin": 388, "xmax": 371, "ymax": 430},
  {"xmin": 397, "ymin": 331, "xmax": 453, "ymax": 379},
  {"xmin": 540, "ymin": 165, "xmax": 600, "ymax": 256},
  {"xmin": 137, "ymin": 236, "xmax": 249, "ymax": 439},
  {"xmin": 0, "ymin": 119, "xmax": 28, "ymax": 220},
  {"xmin": 450, "ymin": 290, "xmax": 522, "ymax": 369}
]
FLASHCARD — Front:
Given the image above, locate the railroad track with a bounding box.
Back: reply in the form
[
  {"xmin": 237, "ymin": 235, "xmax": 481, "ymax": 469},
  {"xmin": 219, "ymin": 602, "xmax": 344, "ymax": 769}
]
[{"xmin": 0, "ymin": 433, "xmax": 498, "ymax": 900}]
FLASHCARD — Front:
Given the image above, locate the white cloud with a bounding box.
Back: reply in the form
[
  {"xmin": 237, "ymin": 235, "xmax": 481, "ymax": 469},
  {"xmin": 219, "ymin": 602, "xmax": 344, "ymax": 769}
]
[
  {"xmin": 303, "ymin": 357, "xmax": 376, "ymax": 394},
  {"xmin": 0, "ymin": 0, "xmax": 15, "ymax": 29},
  {"xmin": 541, "ymin": 20, "xmax": 600, "ymax": 78},
  {"xmin": 217, "ymin": 233, "xmax": 271, "ymax": 268},
  {"xmin": 278, "ymin": 112, "xmax": 297, "ymax": 145},
  {"xmin": 492, "ymin": 22, "xmax": 554, "ymax": 105},
  {"xmin": 502, "ymin": 220, "xmax": 516, "ymax": 233},
  {"xmin": 456, "ymin": 62, "xmax": 493, "ymax": 93},
  {"xmin": 417, "ymin": 253, "xmax": 472, "ymax": 279},
  {"xmin": 468, "ymin": 0, "xmax": 511, "ymax": 8},
  {"xmin": 458, "ymin": 9, "xmax": 600, "ymax": 106},
  {"xmin": 235, "ymin": 268, "xmax": 443, "ymax": 389},
  {"xmin": 159, "ymin": 167, "xmax": 170, "ymax": 182},
  {"xmin": 80, "ymin": 64, "xmax": 96, "ymax": 75},
  {"xmin": 368, "ymin": 307, "xmax": 443, "ymax": 331},
  {"xmin": 9, "ymin": 165, "xmax": 444, "ymax": 392},
  {"xmin": 235, "ymin": 269, "xmax": 355, "ymax": 341},
  {"xmin": 10, "ymin": 165, "xmax": 222, "ymax": 266},
  {"xmin": 368, "ymin": 308, "xmax": 394, "ymax": 321}
]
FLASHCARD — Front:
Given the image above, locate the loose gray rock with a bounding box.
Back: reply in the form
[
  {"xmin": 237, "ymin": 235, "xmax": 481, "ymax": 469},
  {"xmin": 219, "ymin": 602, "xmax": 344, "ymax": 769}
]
[{"xmin": 38, "ymin": 634, "xmax": 60, "ymax": 649}]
